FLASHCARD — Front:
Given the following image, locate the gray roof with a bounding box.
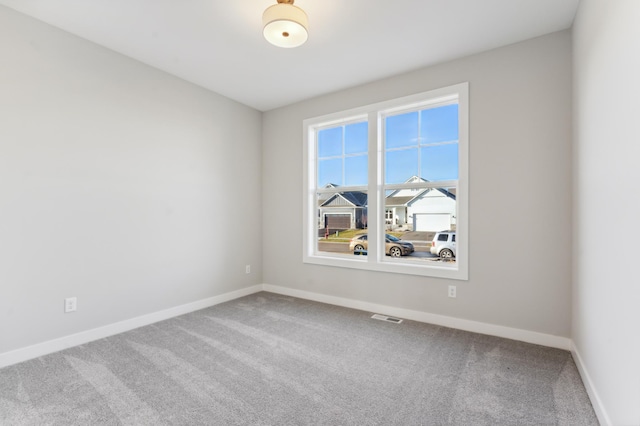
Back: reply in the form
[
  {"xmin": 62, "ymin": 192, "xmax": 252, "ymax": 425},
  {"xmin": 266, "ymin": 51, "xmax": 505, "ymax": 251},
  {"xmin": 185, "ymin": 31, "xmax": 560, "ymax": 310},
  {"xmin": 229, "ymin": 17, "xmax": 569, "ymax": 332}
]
[
  {"xmin": 319, "ymin": 186, "xmax": 455, "ymax": 208},
  {"xmin": 385, "ymin": 196, "xmax": 415, "ymax": 206},
  {"xmin": 320, "ymin": 191, "xmax": 368, "ymax": 207}
]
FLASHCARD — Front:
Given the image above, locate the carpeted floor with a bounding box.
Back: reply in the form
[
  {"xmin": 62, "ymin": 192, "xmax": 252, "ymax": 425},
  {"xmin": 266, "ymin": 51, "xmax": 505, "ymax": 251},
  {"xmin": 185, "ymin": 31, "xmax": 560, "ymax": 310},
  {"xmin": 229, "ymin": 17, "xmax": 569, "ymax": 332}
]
[{"xmin": 0, "ymin": 292, "xmax": 598, "ymax": 425}]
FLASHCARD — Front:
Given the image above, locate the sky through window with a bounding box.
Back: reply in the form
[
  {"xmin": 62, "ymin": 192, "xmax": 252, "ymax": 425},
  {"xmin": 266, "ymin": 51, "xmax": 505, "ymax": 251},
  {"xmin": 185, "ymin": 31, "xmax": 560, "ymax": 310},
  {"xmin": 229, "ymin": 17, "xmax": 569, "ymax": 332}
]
[{"xmin": 317, "ymin": 104, "xmax": 458, "ymax": 187}]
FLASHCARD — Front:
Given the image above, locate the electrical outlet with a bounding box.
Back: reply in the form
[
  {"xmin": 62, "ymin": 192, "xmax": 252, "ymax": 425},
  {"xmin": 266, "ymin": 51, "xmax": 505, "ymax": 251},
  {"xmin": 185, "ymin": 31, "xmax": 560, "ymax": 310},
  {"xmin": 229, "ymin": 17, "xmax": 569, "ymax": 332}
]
[
  {"xmin": 64, "ymin": 297, "xmax": 77, "ymax": 313},
  {"xmin": 448, "ymin": 285, "xmax": 457, "ymax": 298},
  {"xmin": 245, "ymin": 265, "xmax": 251, "ymax": 274}
]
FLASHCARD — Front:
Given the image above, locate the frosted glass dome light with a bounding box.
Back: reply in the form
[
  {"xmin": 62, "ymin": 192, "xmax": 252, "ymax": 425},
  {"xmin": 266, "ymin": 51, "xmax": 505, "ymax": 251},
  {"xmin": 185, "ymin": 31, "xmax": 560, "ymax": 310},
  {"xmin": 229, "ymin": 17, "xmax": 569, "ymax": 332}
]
[{"xmin": 263, "ymin": 0, "xmax": 308, "ymax": 48}]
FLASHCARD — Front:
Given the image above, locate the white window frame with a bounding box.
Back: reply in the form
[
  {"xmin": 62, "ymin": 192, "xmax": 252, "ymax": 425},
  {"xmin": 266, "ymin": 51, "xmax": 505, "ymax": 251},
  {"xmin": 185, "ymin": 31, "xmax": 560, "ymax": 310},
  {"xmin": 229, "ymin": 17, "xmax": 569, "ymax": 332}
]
[{"xmin": 303, "ymin": 82, "xmax": 468, "ymax": 280}]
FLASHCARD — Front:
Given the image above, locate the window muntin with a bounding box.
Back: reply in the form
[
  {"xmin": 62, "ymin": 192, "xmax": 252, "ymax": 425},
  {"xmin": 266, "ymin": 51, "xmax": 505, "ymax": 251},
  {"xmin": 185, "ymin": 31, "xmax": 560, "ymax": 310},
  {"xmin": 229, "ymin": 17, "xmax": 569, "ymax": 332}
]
[{"xmin": 303, "ymin": 83, "xmax": 468, "ymax": 280}]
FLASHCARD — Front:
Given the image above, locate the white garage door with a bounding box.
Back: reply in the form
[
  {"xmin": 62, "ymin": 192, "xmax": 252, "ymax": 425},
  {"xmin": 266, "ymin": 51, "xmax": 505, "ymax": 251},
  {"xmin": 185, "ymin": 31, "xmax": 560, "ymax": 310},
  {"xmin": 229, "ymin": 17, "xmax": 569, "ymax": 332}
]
[{"xmin": 413, "ymin": 213, "xmax": 451, "ymax": 232}]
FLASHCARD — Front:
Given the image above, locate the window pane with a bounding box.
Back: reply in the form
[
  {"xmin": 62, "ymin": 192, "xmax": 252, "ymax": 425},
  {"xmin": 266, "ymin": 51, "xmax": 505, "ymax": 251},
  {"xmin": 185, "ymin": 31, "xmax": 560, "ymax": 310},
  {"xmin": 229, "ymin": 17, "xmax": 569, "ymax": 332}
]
[
  {"xmin": 318, "ymin": 127, "xmax": 343, "ymax": 157},
  {"xmin": 385, "ymin": 104, "xmax": 459, "ymax": 184},
  {"xmin": 420, "ymin": 104, "xmax": 458, "ymax": 144},
  {"xmin": 420, "ymin": 143, "xmax": 458, "ymax": 180},
  {"xmin": 385, "ymin": 148, "xmax": 418, "ymax": 184},
  {"xmin": 345, "ymin": 122, "xmax": 368, "ymax": 155},
  {"xmin": 317, "ymin": 121, "xmax": 368, "ymax": 187},
  {"xmin": 318, "ymin": 158, "xmax": 342, "ymax": 187},
  {"xmin": 345, "ymin": 155, "xmax": 368, "ymax": 186},
  {"xmin": 385, "ymin": 112, "xmax": 418, "ymax": 149},
  {"xmin": 316, "ymin": 190, "xmax": 368, "ymax": 257},
  {"xmin": 383, "ymin": 186, "xmax": 457, "ymax": 264}
]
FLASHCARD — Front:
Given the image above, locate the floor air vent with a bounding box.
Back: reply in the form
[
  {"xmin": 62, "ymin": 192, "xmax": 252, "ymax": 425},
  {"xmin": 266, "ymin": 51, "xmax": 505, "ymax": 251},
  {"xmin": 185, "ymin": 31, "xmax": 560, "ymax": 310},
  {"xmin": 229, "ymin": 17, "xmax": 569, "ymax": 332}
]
[{"xmin": 371, "ymin": 314, "xmax": 403, "ymax": 324}]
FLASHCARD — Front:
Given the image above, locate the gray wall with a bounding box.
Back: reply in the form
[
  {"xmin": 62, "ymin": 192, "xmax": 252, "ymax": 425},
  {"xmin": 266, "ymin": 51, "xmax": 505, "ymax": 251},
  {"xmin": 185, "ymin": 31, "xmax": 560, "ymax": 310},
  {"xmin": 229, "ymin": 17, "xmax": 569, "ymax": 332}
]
[
  {"xmin": 263, "ymin": 31, "xmax": 573, "ymax": 338},
  {"xmin": 572, "ymin": 1, "xmax": 640, "ymax": 424},
  {"xmin": 0, "ymin": 6, "xmax": 263, "ymax": 354}
]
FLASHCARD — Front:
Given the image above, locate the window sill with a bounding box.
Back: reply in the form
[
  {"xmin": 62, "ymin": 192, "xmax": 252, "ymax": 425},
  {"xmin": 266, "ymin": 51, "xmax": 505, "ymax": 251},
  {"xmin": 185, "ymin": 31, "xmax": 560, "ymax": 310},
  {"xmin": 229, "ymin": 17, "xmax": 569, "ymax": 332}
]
[{"xmin": 303, "ymin": 252, "xmax": 468, "ymax": 280}]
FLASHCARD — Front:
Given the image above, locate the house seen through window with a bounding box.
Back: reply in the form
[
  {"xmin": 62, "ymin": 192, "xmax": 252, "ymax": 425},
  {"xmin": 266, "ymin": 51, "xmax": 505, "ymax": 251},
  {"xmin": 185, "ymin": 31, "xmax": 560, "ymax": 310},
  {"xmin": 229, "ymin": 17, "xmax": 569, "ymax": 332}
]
[{"xmin": 303, "ymin": 83, "xmax": 468, "ymax": 280}]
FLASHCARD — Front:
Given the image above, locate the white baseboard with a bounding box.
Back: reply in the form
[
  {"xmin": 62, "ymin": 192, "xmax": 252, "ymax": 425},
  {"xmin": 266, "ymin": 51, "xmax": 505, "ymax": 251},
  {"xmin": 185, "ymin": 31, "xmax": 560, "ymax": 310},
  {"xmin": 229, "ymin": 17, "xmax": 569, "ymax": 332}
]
[
  {"xmin": 3, "ymin": 282, "xmax": 604, "ymax": 421},
  {"xmin": 262, "ymin": 284, "xmax": 572, "ymax": 351},
  {"xmin": 571, "ymin": 343, "xmax": 611, "ymax": 426},
  {"xmin": 0, "ymin": 285, "xmax": 263, "ymax": 369},
  {"xmin": 0, "ymin": 283, "xmax": 572, "ymax": 368}
]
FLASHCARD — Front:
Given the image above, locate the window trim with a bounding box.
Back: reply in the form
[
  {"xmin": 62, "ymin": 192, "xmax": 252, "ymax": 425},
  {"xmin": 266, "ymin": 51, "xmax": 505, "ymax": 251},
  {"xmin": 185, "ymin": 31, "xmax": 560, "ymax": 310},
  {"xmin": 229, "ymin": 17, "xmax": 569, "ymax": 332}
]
[{"xmin": 303, "ymin": 82, "xmax": 469, "ymax": 280}]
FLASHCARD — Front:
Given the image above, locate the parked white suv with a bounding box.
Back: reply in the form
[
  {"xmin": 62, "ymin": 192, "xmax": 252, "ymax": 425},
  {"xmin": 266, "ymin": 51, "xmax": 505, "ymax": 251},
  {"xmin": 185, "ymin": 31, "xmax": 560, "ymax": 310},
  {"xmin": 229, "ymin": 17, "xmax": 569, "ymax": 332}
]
[{"xmin": 430, "ymin": 231, "xmax": 456, "ymax": 258}]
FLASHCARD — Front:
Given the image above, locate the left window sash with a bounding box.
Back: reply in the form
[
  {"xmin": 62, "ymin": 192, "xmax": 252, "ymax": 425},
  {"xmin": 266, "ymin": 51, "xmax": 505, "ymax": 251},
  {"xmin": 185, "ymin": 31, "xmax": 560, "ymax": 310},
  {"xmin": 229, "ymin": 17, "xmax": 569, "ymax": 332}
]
[{"xmin": 305, "ymin": 115, "xmax": 370, "ymax": 260}]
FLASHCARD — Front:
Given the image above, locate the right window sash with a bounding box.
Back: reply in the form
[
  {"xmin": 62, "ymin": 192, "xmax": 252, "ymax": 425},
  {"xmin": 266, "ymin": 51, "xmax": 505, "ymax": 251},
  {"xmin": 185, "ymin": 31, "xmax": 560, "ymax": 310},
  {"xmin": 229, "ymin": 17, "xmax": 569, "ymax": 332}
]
[{"xmin": 375, "ymin": 83, "xmax": 468, "ymax": 279}]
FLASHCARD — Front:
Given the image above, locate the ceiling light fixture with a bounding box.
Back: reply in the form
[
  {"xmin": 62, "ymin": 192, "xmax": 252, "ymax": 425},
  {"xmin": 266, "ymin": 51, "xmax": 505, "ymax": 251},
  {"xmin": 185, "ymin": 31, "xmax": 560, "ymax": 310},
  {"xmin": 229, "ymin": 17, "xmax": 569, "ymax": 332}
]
[{"xmin": 263, "ymin": 0, "xmax": 308, "ymax": 48}]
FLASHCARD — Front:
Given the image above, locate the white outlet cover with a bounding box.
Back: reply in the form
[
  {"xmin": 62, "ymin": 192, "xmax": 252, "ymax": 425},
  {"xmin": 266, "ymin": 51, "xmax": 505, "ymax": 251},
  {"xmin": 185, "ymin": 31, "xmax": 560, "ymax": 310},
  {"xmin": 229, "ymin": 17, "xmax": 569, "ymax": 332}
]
[{"xmin": 65, "ymin": 297, "xmax": 77, "ymax": 313}]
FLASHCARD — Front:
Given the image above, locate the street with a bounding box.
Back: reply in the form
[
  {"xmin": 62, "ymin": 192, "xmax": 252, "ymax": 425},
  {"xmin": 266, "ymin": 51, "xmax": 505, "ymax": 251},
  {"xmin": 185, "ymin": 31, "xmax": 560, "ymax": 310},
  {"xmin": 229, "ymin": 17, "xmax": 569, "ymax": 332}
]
[{"xmin": 318, "ymin": 241, "xmax": 438, "ymax": 258}]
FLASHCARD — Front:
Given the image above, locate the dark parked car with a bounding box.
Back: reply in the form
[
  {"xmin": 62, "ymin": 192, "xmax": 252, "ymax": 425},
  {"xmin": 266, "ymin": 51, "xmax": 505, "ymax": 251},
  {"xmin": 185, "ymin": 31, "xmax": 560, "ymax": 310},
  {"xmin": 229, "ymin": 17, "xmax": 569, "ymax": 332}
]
[{"xmin": 349, "ymin": 233, "xmax": 414, "ymax": 257}]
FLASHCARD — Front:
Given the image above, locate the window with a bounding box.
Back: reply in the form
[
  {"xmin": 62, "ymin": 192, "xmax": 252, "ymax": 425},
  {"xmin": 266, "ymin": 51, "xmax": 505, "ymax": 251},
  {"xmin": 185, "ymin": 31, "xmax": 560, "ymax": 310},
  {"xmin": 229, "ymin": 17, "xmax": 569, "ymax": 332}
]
[
  {"xmin": 303, "ymin": 83, "xmax": 468, "ymax": 280},
  {"xmin": 385, "ymin": 209, "xmax": 393, "ymax": 225}
]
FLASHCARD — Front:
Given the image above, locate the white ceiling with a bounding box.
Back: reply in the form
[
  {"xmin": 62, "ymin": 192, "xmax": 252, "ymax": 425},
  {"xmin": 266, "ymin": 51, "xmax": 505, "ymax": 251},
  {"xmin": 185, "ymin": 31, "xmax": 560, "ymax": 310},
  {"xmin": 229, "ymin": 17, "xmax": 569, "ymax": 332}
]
[{"xmin": 0, "ymin": 0, "xmax": 579, "ymax": 111}]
